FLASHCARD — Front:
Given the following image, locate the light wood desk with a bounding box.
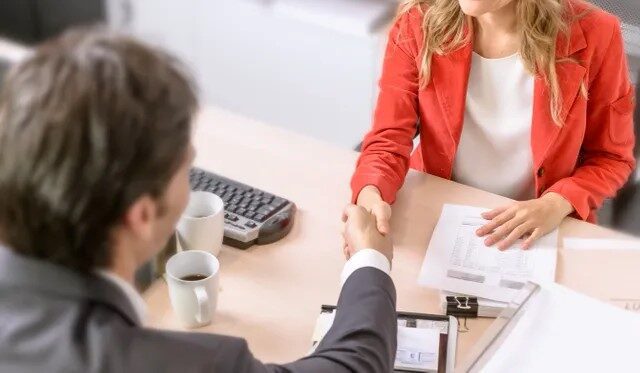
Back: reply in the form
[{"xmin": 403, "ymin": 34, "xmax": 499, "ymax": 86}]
[{"xmin": 144, "ymin": 106, "xmax": 636, "ymax": 365}]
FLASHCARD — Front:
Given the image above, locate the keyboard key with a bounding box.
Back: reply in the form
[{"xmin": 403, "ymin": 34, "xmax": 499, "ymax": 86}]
[
  {"xmin": 245, "ymin": 221, "xmax": 257, "ymax": 228},
  {"xmin": 248, "ymin": 205, "xmax": 258, "ymax": 212},
  {"xmin": 259, "ymin": 204, "xmax": 277, "ymax": 214},
  {"xmin": 227, "ymin": 204, "xmax": 238, "ymax": 213},
  {"xmin": 237, "ymin": 208, "xmax": 247, "ymax": 215},
  {"xmin": 245, "ymin": 211, "xmax": 256, "ymax": 219},
  {"xmin": 261, "ymin": 197, "xmax": 273, "ymax": 205},
  {"xmin": 239, "ymin": 202, "xmax": 249, "ymax": 208},
  {"xmin": 272, "ymin": 197, "xmax": 287, "ymax": 208},
  {"xmin": 255, "ymin": 213, "xmax": 267, "ymax": 222},
  {"xmin": 227, "ymin": 215, "xmax": 239, "ymax": 222}
]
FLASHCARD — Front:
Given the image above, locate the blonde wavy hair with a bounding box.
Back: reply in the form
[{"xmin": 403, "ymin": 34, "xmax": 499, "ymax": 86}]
[{"xmin": 400, "ymin": 0, "xmax": 588, "ymax": 125}]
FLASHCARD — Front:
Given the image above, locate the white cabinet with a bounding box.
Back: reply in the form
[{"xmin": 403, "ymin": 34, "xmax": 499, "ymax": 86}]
[{"xmin": 109, "ymin": 0, "xmax": 395, "ymax": 149}]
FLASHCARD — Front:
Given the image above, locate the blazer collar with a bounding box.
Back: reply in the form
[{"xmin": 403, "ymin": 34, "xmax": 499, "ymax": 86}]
[
  {"xmin": 0, "ymin": 245, "xmax": 141, "ymax": 326},
  {"xmin": 430, "ymin": 18, "xmax": 588, "ymax": 173}
]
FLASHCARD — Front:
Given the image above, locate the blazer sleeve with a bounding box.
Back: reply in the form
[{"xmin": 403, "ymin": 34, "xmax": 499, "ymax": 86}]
[
  {"xmin": 271, "ymin": 267, "xmax": 397, "ymax": 373},
  {"xmin": 211, "ymin": 268, "xmax": 397, "ymax": 373},
  {"xmin": 545, "ymin": 17, "xmax": 636, "ymax": 220},
  {"xmin": 350, "ymin": 8, "xmax": 421, "ymax": 204}
]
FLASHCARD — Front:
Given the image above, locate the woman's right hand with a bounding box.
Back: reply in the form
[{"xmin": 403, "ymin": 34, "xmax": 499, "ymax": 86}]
[{"xmin": 356, "ymin": 185, "xmax": 392, "ymax": 235}]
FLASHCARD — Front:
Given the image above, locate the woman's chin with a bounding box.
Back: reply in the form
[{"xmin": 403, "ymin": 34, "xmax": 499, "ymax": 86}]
[
  {"xmin": 458, "ymin": 3, "xmax": 490, "ymax": 17},
  {"xmin": 458, "ymin": 0, "xmax": 507, "ymax": 17}
]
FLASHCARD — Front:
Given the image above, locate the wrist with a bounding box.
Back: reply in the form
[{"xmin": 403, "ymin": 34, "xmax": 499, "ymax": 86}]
[
  {"xmin": 357, "ymin": 185, "xmax": 382, "ymax": 206},
  {"xmin": 542, "ymin": 192, "xmax": 574, "ymax": 217}
]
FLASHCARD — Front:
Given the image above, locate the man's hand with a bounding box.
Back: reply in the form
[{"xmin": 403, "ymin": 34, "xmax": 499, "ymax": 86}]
[
  {"xmin": 356, "ymin": 185, "xmax": 392, "ymax": 235},
  {"xmin": 341, "ymin": 204, "xmax": 393, "ymax": 262},
  {"xmin": 476, "ymin": 193, "xmax": 574, "ymax": 250}
]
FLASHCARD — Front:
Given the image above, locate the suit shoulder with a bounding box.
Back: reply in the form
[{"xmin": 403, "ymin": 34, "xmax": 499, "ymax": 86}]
[
  {"xmin": 395, "ymin": 4, "xmax": 425, "ymax": 33},
  {"xmin": 570, "ymin": 0, "xmax": 621, "ymax": 45},
  {"xmin": 389, "ymin": 4, "xmax": 425, "ymax": 56}
]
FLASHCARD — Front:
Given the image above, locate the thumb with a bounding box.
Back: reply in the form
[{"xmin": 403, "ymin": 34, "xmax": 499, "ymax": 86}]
[
  {"xmin": 342, "ymin": 204, "xmax": 358, "ymax": 223},
  {"xmin": 372, "ymin": 204, "xmax": 391, "ymax": 235}
]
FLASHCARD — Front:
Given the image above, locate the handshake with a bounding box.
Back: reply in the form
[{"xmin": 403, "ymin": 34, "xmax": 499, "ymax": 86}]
[{"xmin": 341, "ymin": 204, "xmax": 393, "ymax": 263}]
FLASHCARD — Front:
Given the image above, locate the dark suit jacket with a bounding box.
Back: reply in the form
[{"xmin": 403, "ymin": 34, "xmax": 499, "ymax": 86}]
[{"xmin": 0, "ymin": 247, "xmax": 397, "ymax": 372}]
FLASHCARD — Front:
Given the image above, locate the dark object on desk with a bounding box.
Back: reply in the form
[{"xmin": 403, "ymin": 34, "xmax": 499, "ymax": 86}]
[
  {"xmin": 0, "ymin": 0, "xmax": 105, "ymax": 44},
  {"xmin": 189, "ymin": 167, "xmax": 296, "ymax": 249},
  {"xmin": 317, "ymin": 305, "xmax": 457, "ymax": 373},
  {"xmin": 445, "ymin": 296, "xmax": 479, "ymax": 318}
]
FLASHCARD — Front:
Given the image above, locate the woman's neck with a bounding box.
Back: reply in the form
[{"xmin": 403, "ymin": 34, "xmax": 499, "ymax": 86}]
[{"xmin": 472, "ymin": 1, "xmax": 520, "ymax": 59}]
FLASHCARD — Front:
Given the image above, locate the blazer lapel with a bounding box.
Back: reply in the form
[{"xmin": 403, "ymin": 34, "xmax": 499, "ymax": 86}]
[
  {"xmin": 430, "ymin": 29, "xmax": 473, "ymax": 172},
  {"xmin": 531, "ymin": 21, "xmax": 588, "ymax": 169}
]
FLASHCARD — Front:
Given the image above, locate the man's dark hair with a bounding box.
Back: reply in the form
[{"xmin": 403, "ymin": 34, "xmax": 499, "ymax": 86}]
[{"xmin": 0, "ymin": 28, "xmax": 198, "ymax": 272}]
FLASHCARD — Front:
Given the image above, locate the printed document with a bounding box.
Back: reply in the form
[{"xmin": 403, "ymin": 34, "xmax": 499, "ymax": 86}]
[
  {"xmin": 395, "ymin": 326, "xmax": 439, "ymax": 372},
  {"xmin": 418, "ymin": 204, "xmax": 558, "ymax": 302}
]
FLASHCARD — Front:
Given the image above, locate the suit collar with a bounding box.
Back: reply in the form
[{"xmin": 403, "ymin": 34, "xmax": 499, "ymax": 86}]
[
  {"xmin": 556, "ymin": 11, "xmax": 588, "ymax": 58},
  {"xmin": 0, "ymin": 245, "xmax": 141, "ymax": 326},
  {"xmin": 430, "ymin": 17, "xmax": 587, "ymax": 174}
]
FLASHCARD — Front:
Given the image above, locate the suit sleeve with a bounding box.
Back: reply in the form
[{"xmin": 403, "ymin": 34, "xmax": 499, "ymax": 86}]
[
  {"xmin": 350, "ymin": 8, "xmax": 421, "ymax": 204},
  {"xmin": 269, "ymin": 267, "xmax": 398, "ymax": 373},
  {"xmin": 545, "ymin": 17, "xmax": 636, "ymax": 219},
  {"xmin": 210, "ymin": 268, "xmax": 397, "ymax": 373}
]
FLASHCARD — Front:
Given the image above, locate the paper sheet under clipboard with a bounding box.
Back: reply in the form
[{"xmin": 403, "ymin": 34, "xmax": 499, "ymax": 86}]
[{"xmin": 418, "ymin": 204, "xmax": 558, "ymax": 302}]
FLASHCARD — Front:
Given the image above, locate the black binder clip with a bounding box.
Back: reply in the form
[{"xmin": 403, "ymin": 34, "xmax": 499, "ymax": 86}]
[{"xmin": 446, "ymin": 296, "xmax": 479, "ymax": 318}]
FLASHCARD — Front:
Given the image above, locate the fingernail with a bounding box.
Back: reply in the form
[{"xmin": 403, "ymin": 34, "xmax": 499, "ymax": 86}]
[{"xmin": 476, "ymin": 229, "xmax": 483, "ymax": 236}]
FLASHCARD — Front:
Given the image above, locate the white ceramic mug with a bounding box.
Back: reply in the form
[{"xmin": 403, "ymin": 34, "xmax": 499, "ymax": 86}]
[
  {"xmin": 177, "ymin": 191, "xmax": 224, "ymax": 255},
  {"xmin": 165, "ymin": 250, "xmax": 220, "ymax": 328}
]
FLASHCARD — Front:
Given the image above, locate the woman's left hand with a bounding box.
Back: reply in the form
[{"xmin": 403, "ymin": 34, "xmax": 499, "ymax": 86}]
[{"xmin": 476, "ymin": 192, "xmax": 574, "ymax": 250}]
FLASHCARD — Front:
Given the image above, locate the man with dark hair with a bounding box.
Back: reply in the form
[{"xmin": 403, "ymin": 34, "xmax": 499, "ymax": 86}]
[{"xmin": 0, "ymin": 29, "xmax": 397, "ymax": 372}]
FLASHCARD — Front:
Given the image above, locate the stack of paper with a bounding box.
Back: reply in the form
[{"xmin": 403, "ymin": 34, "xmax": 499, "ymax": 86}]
[
  {"xmin": 419, "ymin": 204, "xmax": 558, "ymax": 308},
  {"xmin": 476, "ymin": 282, "xmax": 640, "ymax": 372}
]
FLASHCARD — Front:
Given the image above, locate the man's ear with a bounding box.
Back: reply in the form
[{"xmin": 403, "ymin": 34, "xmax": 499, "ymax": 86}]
[{"xmin": 121, "ymin": 195, "xmax": 158, "ymax": 241}]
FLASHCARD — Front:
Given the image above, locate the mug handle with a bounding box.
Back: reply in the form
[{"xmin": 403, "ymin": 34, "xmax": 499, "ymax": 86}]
[{"xmin": 194, "ymin": 286, "xmax": 210, "ymax": 324}]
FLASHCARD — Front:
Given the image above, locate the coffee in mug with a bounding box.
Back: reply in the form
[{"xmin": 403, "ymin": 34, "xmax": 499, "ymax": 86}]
[{"xmin": 166, "ymin": 250, "xmax": 220, "ymax": 328}]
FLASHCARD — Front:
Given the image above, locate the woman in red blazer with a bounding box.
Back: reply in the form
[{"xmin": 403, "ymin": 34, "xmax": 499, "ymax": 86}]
[{"xmin": 351, "ymin": 0, "xmax": 635, "ymax": 250}]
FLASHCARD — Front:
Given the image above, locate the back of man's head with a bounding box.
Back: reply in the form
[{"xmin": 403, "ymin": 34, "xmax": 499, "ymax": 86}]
[{"xmin": 0, "ymin": 28, "xmax": 197, "ymax": 272}]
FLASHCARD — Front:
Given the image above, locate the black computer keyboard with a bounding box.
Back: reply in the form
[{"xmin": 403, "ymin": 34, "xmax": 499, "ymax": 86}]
[{"xmin": 189, "ymin": 167, "xmax": 296, "ymax": 249}]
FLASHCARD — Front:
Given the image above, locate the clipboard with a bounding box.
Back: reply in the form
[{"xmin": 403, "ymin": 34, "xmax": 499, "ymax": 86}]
[{"xmin": 311, "ymin": 305, "xmax": 458, "ymax": 373}]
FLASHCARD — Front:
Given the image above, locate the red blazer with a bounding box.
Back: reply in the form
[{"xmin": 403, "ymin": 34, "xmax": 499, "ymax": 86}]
[{"xmin": 351, "ymin": 1, "xmax": 636, "ymax": 223}]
